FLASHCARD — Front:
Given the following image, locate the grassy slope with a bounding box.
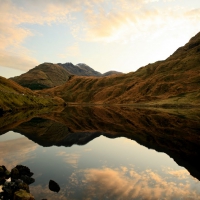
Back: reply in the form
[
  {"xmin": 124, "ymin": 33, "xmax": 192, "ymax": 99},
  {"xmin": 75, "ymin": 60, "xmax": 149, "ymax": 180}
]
[
  {"xmin": 38, "ymin": 32, "xmax": 200, "ymax": 106},
  {"xmin": 0, "ymin": 76, "xmax": 65, "ymax": 112},
  {"xmin": 10, "ymin": 63, "xmax": 71, "ymax": 90}
]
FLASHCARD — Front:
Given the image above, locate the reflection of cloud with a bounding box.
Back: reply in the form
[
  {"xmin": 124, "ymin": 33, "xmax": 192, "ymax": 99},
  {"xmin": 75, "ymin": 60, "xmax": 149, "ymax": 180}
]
[
  {"xmin": 0, "ymin": 137, "xmax": 37, "ymax": 170},
  {"xmin": 30, "ymin": 184, "xmax": 68, "ymax": 200},
  {"xmin": 164, "ymin": 168, "xmax": 190, "ymax": 180},
  {"xmin": 56, "ymin": 151, "xmax": 80, "ymax": 168},
  {"xmin": 84, "ymin": 148, "xmax": 92, "ymax": 152},
  {"xmin": 83, "ymin": 167, "xmax": 200, "ymax": 199}
]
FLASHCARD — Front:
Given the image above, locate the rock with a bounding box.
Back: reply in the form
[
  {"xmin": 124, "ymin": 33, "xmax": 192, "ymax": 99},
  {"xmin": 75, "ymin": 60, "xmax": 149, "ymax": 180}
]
[
  {"xmin": 0, "ymin": 167, "xmax": 4, "ymax": 175},
  {"xmin": 5, "ymin": 171, "xmax": 11, "ymax": 179},
  {"xmin": 0, "ymin": 165, "xmax": 36, "ymax": 199},
  {"xmin": 0, "ymin": 165, "xmax": 10, "ymax": 184},
  {"xmin": 49, "ymin": 180, "xmax": 60, "ymax": 193},
  {"xmin": 18, "ymin": 182, "xmax": 30, "ymax": 193},
  {"xmin": 13, "ymin": 189, "xmax": 35, "ymax": 200},
  {"xmin": 11, "ymin": 167, "xmax": 20, "ymax": 180},
  {"xmin": 15, "ymin": 165, "xmax": 34, "ymax": 177},
  {"xmin": 20, "ymin": 175, "xmax": 35, "ymax": 185},
  {"xmin": 0, "ymin": 177, "xmax": 6, "ymax": 185},
  {"xmin": 2, "ymin": 181, "xmax": 15, "ymax": 198}
]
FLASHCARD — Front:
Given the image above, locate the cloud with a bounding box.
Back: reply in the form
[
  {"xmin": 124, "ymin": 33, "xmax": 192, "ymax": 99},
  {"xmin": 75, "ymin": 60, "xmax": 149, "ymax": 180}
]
[
  {"xmin": 0, "ymin": 0, "xmax": 80, "ymax": 71},
  {"xmin": 0, "ymin": 0, "xmax": 200, "ymax": 72},
  {"xmin": 59, "ymin": 43, "xmax": 80, "ymax": 58},
  {"xmin": 0, "ymin": 50, "xmax": 38, "ymax": 71}
]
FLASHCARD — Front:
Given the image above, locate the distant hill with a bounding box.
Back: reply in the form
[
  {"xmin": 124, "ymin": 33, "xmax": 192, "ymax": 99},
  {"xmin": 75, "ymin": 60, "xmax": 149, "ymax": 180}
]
[
  {"xmin": 58, "ymin": 62, "xmax": 102, "ymax": 76},
  {"xmin": 38, "ymin": 31, "xmax": 200, "ymax": 107},
  {"xmin": 11, "ymin": 62, "xmax": 122, "ymax": 90},
  {"xmin": 0, "ymin": 76, "xmax": 65, "ymax": 113},
  {"xmin": 102, "ymin": 71, "xmax": 123, "ymax": 76},
  {"xmin": 10, "ymin": 63, "xmax": 71, "ymax": 90}
]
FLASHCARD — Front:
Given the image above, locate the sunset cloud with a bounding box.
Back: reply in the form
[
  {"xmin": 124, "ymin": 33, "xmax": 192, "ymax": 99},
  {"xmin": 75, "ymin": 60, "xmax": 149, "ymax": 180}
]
[{"xmin": 0, "ymin": 0, "xmax": 200, "ymax": 73}]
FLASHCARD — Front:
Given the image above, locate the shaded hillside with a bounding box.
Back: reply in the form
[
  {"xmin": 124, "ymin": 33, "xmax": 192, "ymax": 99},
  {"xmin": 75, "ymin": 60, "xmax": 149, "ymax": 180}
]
[
  {"xmin": 0, "ymin": 76, "xmax": 65, "ymax": 113},
  {"xmin": 39, "ymin": 32, "xmax": 200, "ymax": 106},
  {"xmin": 10, "ymin": 63, "xmax": 71, "ymax": 90},
  {"xmin": 58, "ymin": 62, "xmax": 102, "ymax": 76},
  {"xmin": 6, "ymin": 106, "xmax": 200, "ymax": 181}
]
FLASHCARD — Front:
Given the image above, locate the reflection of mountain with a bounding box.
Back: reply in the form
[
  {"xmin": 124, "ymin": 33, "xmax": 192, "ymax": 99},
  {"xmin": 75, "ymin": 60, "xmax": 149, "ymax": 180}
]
[{"xmin": 9, "ymin": 106, "xmax": 200, "ymax": 181}]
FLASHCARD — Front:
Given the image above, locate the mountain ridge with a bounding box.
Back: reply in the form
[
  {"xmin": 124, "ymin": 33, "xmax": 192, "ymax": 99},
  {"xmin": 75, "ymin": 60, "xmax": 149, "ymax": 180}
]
[
  {"xmin": 37, "ymin": 31, "xmax": 200, "ymax": 106},
  {"xmin": 10, "ymin": 62, "xmax": 123, "ymax": 90}
]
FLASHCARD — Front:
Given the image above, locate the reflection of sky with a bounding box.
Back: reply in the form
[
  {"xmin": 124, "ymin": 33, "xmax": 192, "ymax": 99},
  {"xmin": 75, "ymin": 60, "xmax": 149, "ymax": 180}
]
[
  {"xmin": 0, "ymin": 131, "xmax": 24, "ymax": 142},
  {"xmin": 0, "ymin": 132, "xmax": 37, "ymax": 169},
  {"xmin": 0, "ymin": 132, "xmax": 200, "ymax": 199}
]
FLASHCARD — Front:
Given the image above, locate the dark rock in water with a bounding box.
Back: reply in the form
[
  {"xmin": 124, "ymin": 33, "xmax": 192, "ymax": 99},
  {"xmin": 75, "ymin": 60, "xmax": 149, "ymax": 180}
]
[
  {"xmin": 14, "ymin": 189, "xmax": 35, "ymax": 200},
  {"xmin": 0, "ymin": 166, "xmax": 4, "ymax": 175},
  {"xmin": 20, "ymin": 175, "xmax": 35, "ymax": 185},
  {"xmin": 2, "ymin": 181, "xmax": 16, "ymax": 198},
  {"xmin": 11, "ymin": 167, "xmax": 20, "ymax": 180},
  {"xmin": 0, "ymin": 165, "xmax": 10, "ymax": 178},
  {"xmin": 49, "ymin": 180, "xmax": 60, "ymax": 193},
  {"xmin": 18, "ymin": 181, "xmax": 30, "ymax": 193},
  {"xmin": 2, "ymin": 179, "xmax": 31, "ymax": 199},
  {"xmin": 0, "ymin": 177, "xmax": 6, "ymax": 185},
  {"xmin": 0, "ymin": 165, "xmax": 35, "ymax": 199},
  {"xmin": 15, "ymin": 165, "xmax": 34, "ymax": 177}
]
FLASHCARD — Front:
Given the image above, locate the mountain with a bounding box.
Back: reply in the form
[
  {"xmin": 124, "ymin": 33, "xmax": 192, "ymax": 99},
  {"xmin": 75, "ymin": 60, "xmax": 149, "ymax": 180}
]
[
  {"xmin": 38, "ymin": 31, "xmax": 200, "ymax": 106},
  {"xmin": 10, "ymin": 62, "xmax": 122, "ymax": 90},
  {"xmin": 0, "ymin": 76, "xmax": 65, "ymax": 113},
  {"xmin": 58, "ymin": 62, "xmax": 102, "ymax": 76},
  {"xmin": 10, "ymin": 63, "xmax": 71, "ymax": 90}
]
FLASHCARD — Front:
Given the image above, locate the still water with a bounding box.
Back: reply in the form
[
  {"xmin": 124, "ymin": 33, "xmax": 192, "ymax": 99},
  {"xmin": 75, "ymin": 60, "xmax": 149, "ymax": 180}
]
[{"xmin": 0, "ymin": 106, "xmax": 200, "ymax": 199}]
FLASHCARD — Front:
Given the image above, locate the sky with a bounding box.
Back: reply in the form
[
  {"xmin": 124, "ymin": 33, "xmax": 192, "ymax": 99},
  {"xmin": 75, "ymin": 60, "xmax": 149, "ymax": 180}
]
[{"xmin": 0, "ymin": 0, "xmax": 200, "ymax": 78}]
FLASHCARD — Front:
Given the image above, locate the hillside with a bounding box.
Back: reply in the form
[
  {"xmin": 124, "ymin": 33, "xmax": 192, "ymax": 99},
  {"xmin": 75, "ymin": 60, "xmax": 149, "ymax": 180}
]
[
  {"xmin": 10, "ymin": 63, "xmax": 71, "ymax": 90},
  {"xmin": 0, "ymin": 76, "xmax": 65, "ymax": 113},
  {"xmin": 38, "ymin": 32, "xmax": 200, "ymax": 106}
]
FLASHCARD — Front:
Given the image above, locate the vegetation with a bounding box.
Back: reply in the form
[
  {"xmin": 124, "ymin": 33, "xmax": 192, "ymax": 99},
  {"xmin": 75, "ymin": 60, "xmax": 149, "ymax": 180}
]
[{"xmin": 0, "ymin": 76, "xmax": 65, "ymax": 113}]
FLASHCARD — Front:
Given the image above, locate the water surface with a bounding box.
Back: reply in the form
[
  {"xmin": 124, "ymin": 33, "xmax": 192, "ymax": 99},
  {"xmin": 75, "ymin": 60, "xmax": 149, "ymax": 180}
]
[{"xmin": 0, "ymin": 106, "xmax": 200, "ymax": 199}]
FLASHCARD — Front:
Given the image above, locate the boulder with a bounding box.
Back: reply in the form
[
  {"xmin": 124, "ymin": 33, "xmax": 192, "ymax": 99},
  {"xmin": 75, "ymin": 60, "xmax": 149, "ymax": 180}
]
[
  {"xmin": 11, "ymin": 167, "xmax": 20, "ymax": 180},
  {"xmin": 15, "ymin": 165, "xmax": 34, "ymax": 177},
  {"xmin": 49, "ymin": 180, "xmax": 60, "ymax": 193},
  {"xmin": 14, "ymin": 189, "xmax": 35, "ymax": 200}
]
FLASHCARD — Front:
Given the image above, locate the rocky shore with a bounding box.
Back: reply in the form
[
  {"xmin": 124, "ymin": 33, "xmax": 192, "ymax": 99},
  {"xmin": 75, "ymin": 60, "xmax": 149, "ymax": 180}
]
[{"xmin": 0, "ymin": 165, "xmax": 60, "ymax": 200}]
